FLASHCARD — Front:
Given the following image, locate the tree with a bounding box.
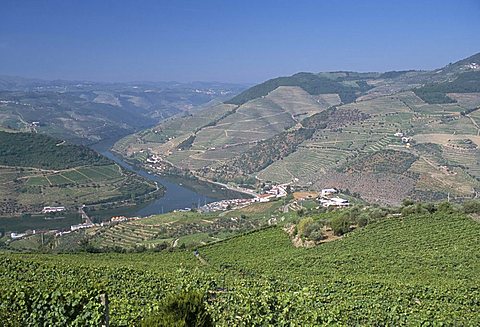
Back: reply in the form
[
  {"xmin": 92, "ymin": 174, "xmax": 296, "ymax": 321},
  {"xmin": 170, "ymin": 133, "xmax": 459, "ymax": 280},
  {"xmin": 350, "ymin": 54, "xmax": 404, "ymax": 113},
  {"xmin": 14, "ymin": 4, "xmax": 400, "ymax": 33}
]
[{"xmin": 330, "ymin": 214, "xmax": 351, "ymax": 236}]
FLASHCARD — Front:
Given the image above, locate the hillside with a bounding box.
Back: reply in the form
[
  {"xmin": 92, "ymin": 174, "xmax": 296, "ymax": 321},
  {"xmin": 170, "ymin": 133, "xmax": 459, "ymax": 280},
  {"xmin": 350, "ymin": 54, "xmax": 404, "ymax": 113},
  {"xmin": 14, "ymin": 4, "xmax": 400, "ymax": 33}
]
[
  {"xmin": 225, "ymin": 72, "xmax": 374, "ymax": 105},
  {"xmin": 115, "ymin": 52, "xmax": 480, "ymax": 204},
  {"xmin": 1, "ymin": 207, "xmax": 479, "ymax": 325},
  {"xmin": 0, "ymin": 78, "xmax": 245, "ymax": 144},
  {"xmin": 0, "ymin": 131, "xmax": 110, "ymax": 169},
  {"xmin": 0, "ymin": 131, "xmax": 159, "ymax": 216}
]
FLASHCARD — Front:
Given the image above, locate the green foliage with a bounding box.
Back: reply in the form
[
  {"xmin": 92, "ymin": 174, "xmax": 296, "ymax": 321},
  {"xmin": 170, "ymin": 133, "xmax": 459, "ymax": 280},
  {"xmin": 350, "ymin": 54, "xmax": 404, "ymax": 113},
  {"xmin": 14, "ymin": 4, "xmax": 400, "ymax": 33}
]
[
  {"xmin": 296, "ymin": 217, "xmax": 314, "ymax": 236},
  {"xmin": 379, "ymin": 70, "xmax": 416, "ymax": 79},
  {"xmin": 0, "ymin": 287, "xmax": 104, "ymax": 326},
  {"xmin": 414, "ymin": 71, "xmax": 480, "ymax": 104},
  {"xmin": 339, "ymin": 149, "xmax": 417, "ymax": 174},
  {"xmin": 0, "ymin": 131, "xmax": 111, "ymax": 169},
  {"xmin": 437, "ymin": 201, "xmax": 456, "ymax": 214},
  {"xmin": 177, "ymin": 134, "xmax": 196, "ymax": 151},
  {"xmin": 330, "ymin": 213, "xmax": 351, "ymax": 235},
  {"xmin": 413, "ymin": 90, "xmax": 455, "ymax": 104},
  {"xmin": 226, "ymin": 72, "xmax": 372, "ymax": 106},
  {"xmin": 141, "ymin": 291, "xmax": 212, "ymax": 327},
  {"xmin": 463, "ymin": 200, "xmax": 480, "ymax": 214},
  {"xmin": 302, "ymin": 221, "xmax": 325, "ymax": 241},
  {"xmin": 1, "ymin": 210, "xmax": 479, "ymax": 325}
]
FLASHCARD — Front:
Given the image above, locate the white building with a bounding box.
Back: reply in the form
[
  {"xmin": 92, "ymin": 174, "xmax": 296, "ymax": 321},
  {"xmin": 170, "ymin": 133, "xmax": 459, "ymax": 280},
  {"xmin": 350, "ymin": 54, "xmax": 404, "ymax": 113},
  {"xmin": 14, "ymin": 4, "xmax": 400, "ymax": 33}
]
[
  {"xmin": 42, "ymin": 206, "xmax": 65, "ymax": 213},
  {"xmin": 320, "ymin": 197, "xmax": 350, "ymax": 208},
  {"xmin": 70, "ymin": 223, "xmax": 94, "ymax": 231},
  {"xmin": 10, "ymin": 232, "xmax": 27, "ymax": 239}
]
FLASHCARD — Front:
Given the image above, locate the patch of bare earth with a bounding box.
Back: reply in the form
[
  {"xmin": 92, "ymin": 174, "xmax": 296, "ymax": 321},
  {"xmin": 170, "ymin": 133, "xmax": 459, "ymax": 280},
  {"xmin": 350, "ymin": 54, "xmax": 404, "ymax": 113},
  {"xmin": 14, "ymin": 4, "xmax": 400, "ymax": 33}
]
[
  {"xmin": 470, "ymin": 214, "xmax": 480, "ymax": 223},
  {"xmin": 314, "ymin": 171, "xmax": 416, "ymax": 205}
]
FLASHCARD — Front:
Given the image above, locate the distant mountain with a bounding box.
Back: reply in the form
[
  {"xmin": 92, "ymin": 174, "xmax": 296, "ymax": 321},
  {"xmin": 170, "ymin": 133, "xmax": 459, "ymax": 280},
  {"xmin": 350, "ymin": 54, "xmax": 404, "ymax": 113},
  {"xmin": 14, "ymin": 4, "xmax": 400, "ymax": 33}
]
[
  {"xmin": 0, "ymin": 77, "xmax": 246, "ymax": 144},
  {"xmin": 116, "ymin": 52, "xmax": 480, "ymax": 204}
]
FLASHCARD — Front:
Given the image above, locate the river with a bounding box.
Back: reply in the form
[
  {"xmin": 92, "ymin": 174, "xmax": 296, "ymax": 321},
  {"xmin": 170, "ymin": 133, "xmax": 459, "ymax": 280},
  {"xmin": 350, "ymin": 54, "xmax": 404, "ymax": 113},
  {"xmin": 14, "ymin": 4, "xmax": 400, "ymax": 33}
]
[
  {"xmin": 90, "ymin": 141, "xmax": 245, "ymax": 219},
  {"xmin": 1, "ymin": 139, "xmax": 243, "ymax": 233}
]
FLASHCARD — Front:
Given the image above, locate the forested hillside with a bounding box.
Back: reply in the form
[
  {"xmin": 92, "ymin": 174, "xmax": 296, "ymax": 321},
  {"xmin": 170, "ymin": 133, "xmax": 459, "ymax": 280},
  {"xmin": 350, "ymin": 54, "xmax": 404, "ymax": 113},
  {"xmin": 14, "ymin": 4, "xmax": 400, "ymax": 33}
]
[
  {"xmin": 0, "ymin": 131, "xmax": 110, "ymax": 169},
  {"xmin": 226, "ymin": 72, "xmax": 373, "ymax": 105}
]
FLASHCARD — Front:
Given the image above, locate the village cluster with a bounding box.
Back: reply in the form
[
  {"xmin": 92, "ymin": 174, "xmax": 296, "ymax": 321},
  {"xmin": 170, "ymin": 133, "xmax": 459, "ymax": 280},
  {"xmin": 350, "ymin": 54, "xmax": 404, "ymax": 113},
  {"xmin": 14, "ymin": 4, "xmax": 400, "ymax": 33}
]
[
  {"xmin": 200, "ymin": 185, "xmax": 351, "ymax": 213},
  {"xmin": 9, "ymin": 184, "xmax": 350, "ymax": 241}
]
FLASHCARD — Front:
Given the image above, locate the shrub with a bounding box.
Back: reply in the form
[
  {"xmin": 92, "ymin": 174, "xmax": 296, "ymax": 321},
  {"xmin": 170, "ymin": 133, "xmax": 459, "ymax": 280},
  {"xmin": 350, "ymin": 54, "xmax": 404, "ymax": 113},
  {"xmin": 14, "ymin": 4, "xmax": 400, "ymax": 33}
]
[
  {"xmin": 356, "ymin": 214, "xmax": 369, "ymax": 227},
  {"xmin": 141, "ymin": 291, "xmax": 212, "ymax": 327},
  {"xmin": 303, "ymin": 221, "xmax": 325, "ymax": 241},
  {"xmin": 437, "ymin": 201, "xmax": 456, "ymax": 214},
  {"xmin": 297, "ymin": 217, "xmax": 314, "ymax": 237},
  {"xmin": 330, "ymin": 214, "xmax": 351, "ymax": 236},
  {"xmin": 463, "ymin": 200, "xmax": 480, "ymax": 214}
]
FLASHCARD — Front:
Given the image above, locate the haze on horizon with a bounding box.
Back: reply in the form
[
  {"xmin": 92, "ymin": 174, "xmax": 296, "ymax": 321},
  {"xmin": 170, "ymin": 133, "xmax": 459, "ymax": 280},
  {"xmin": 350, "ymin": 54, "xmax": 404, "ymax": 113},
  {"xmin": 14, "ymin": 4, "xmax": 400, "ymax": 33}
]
[{"xmin": 1, "ymin": 0, "xmax": 479, "ymax": 84}]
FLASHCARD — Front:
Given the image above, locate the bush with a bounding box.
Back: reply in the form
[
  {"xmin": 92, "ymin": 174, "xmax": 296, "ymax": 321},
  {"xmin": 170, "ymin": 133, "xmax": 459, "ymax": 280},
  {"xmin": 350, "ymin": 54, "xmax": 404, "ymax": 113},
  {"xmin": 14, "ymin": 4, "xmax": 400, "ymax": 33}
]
[
  {"xmin": 356, "ymin": 214, "xmax": 369, "ymax": 227},
  {"xmin": 437, "ymin": 201, "xmax": 456, "ymax": 214},
  {"xmin": 141, "ymin": 291, "xmax": 212, "ymax": 327},
  {"xmin": 303, "ymin": 221, "xmax": 325, "ymax": 241},
  {"xmin": 368, "ymin": 207, "xmax": 388, "ymax": 220},
  {"xmin": 463, "ymin": 200, "xmax": 480, "ymax": 214},
  {"xmin": 330, "ymin": 214, "xmax": 351, "ymax": 236},
  {"xmin": 297, "ymin": 217, "xmax": 314, "ymax": 237}
]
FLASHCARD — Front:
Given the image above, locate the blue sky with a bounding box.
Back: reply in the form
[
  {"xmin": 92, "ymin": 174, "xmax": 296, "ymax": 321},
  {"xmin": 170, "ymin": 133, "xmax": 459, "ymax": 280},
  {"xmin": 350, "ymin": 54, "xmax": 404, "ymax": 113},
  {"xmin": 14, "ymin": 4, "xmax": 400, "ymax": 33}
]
[{"xmin": 1, "ymin": 0, "xmax": 479, "ymax": 83}]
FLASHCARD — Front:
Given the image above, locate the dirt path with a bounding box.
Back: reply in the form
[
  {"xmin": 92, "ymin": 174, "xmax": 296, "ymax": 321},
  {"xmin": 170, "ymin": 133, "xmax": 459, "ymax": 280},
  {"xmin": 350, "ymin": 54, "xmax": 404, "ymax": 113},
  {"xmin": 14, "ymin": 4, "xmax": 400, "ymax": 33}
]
[{"xmin": 466, "ymin": 114, "xmax": 480, "ymax": 136}]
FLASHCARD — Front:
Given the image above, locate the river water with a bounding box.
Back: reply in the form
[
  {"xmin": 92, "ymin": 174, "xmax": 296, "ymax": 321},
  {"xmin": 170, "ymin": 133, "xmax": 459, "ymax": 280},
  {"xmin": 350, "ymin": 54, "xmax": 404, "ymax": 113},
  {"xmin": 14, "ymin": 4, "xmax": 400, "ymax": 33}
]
[
  {"xmin": 1, "ymin": 140, "xmax": 239, "ymax": 233},
  {"xmin": 90, "ymin": 141, "xmax": 245, "ymax": 218}
]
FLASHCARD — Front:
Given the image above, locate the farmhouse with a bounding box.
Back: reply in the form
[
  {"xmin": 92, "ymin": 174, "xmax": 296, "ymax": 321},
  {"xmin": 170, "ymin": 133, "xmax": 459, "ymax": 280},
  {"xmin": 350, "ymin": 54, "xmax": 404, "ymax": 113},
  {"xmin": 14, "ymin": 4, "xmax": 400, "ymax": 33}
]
[
  {"xmin": 319, "ymin": 197, "xmax": 350, "ymax": 208},
  {"xmin": 42, "ymin": 206, "xmax": 65, "ymax": 213},
  {"xmin": 266, "ymin": 184, "xmax": 288, "ymax": 198},
  {"xmin": 257, "ymin": 193, "xmax": 276, "ymax": 202},
  {"xmin": 10, "ymin": 232, "xmax": 27, "ymax": 239}
]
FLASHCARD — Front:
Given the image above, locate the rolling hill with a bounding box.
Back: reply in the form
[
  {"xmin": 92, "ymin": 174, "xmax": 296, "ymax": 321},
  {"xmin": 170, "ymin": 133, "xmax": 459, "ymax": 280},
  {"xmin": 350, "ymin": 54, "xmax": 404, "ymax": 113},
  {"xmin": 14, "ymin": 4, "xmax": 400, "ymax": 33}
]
[
  {"xmin": 0, "ymin": 77, "xmax": 246, "ymax": 144},
  {"xmin": 0, "ymin": 131, "xmax": 160, "ymax": 217},
  {"xmin": 115, "ymin": 52, "xmax": 480, "ymax": 204}
]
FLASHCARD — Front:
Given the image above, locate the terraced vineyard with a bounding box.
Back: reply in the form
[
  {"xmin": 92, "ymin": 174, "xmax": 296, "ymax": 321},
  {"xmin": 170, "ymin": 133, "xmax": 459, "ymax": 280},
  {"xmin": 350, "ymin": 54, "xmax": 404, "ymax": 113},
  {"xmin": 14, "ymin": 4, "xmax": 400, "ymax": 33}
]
[
  {"xmin": 0, "ymin": 132, "xmax": 159, "ymax": 216},
  {"xmin": 257, "ymin": 147, "xmax": 350, "ymax": 184},
  {"xmin": 85, "ymin": 209, "xmax": 270, "ymax": 251},
  {"xmin": 113, "ymin": 54, "xmax": 480, "ymax": 204},
  {"xmin": 1, "ymin": 210, "xmax": 479, "ymax": 325}
]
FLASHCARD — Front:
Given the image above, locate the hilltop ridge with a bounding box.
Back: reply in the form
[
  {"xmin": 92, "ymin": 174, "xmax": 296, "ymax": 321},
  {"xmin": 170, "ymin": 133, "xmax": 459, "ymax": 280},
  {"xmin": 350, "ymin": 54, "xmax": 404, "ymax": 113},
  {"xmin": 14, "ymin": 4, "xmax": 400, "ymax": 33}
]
[{"xmin": 115, "ymin": 52, "xmax": 480, "ymax": 205}]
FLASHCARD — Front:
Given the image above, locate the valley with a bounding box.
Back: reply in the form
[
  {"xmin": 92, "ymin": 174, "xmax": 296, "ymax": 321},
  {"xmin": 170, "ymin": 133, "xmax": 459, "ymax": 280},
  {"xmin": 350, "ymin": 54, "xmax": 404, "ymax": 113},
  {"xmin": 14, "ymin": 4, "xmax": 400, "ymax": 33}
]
[
  {"xmin": 115, "ymin": 53, "xmax": 480, "ymax": 205},
  {"xmin": 0, "ymin": 77, "xmax": 246, "ymax": 144},
  {"xmin": 2, "ymin": 2, "xmax": 479, "ymax": 326},
  {"xmin": 1, "ymin": 52, "xmax": 480, "ymax": 326}
]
